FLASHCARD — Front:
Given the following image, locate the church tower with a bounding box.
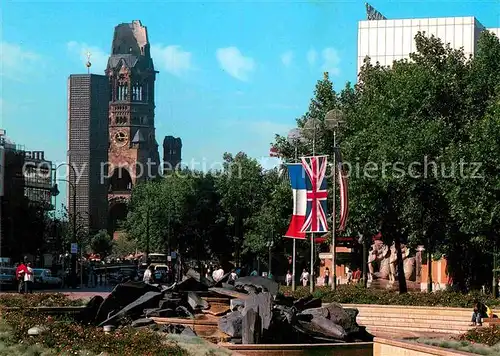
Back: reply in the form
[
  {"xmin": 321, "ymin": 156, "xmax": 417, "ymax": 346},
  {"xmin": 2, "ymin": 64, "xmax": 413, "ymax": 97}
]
[{"xmin": 106, "ymin": 20, "xmax": 160, "ymax": 233}]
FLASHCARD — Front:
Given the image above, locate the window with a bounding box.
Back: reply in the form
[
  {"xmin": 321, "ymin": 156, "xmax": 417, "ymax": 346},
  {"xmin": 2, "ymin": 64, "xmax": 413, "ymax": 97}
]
[{"xmin": 116, "ymin": 117, "xmax": 127, "ymax": 125}]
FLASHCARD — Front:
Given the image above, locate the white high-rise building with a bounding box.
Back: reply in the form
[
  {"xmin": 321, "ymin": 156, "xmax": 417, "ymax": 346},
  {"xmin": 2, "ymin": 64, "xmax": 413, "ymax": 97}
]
[{"xmin": 357, "ymin": 4, "xmax": 500, "ymax": 73}]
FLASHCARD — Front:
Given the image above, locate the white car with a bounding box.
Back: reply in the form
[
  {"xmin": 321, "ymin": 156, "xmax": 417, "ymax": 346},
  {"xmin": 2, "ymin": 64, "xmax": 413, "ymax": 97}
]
[{"xmin": 33, "ymin": 269, "xmax": 62, "ymax": 288}]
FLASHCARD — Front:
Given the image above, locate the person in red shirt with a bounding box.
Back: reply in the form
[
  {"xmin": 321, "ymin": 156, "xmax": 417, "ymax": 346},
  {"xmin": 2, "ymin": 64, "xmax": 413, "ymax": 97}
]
[
  {"xmin": 15, "ymin": 261, "xmax": 28, "ymax": 294},
  {"xmin": 353, "ymin": 268, "xmax": 362, "ymax": 283}
]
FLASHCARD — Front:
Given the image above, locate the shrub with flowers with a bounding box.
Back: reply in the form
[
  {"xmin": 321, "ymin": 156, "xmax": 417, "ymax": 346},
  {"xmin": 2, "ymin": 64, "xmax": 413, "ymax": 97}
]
[
  {"xmin": 0, "ymin": 293, "xmax": 85, "ymax": 308},
  {"xmin": 280, "ymin": 284, "xmax": 500, "ymax": 308},
  {"xmin": 0, "ymin": 295, "xmax": 187, "ymax": 355},
  {"xmin": 459, "ymin": 325, "xmax": 500, "ymax": 346}
]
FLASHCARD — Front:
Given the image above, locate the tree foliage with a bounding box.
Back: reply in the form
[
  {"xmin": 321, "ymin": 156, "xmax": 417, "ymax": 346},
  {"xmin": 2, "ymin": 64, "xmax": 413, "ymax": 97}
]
[
  {"xmin": 90, "ymin": 230, "xmax": 113, "ymax": 258},
  {"xmin": 111, "ymin": 232, "xmax": 137, "ymax": 258},
  {"xmin": 273, "ymin": 31, "xmax": 500, "ymax": 292}
]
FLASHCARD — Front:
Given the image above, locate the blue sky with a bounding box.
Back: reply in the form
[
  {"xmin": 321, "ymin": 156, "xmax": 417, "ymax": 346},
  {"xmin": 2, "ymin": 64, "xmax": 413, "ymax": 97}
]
[{"xmin": 1, "ymin": 0, "xmax": 499, "ymax": 207}]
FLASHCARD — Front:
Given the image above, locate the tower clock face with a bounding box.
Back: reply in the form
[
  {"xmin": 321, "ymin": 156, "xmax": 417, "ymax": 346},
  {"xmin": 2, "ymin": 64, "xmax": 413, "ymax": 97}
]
[{"xmin": 114, "ymin": 131, "xmax": 128, "ymax": 147}]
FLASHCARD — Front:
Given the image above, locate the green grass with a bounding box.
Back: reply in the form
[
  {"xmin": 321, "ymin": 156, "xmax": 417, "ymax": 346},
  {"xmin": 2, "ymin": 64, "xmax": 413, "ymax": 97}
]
[
  {"xmin": 166, "ymin": 335, "xmax": 233, "ymax": 356},
  {"xmin": 415, "ymin": 337, "xmax": 500, "ymax": 355}
]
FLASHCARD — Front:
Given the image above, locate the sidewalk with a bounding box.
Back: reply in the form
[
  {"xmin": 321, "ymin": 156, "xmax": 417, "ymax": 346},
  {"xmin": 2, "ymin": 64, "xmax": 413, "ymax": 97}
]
[{"xmin": 0, "ymin": 286, "xmax": 113, "ymax": 300}]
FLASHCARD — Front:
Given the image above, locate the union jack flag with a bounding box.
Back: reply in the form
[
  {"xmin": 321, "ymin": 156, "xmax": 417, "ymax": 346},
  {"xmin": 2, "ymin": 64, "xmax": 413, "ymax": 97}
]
[{"xmin": 300, "ymin": 155, "xmax": 329, "ymax": 233}]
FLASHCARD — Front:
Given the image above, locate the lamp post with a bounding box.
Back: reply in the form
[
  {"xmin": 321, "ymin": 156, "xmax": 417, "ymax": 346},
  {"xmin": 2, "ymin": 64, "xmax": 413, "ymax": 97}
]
[
  {"xmin": 301, "ymin": 118, "xmax": 320, "ymax": 293},
  {"xmin": 51, "ymin": 162, "xmax": 78, "ymax": 288},
  {"xmin": 325, "ymin": 109, "xmax": 345, "ymax": 291},
  {"xmin": 266, "ymin": 239, "xmax": 274, "ymax": 276},
  {"xmin": 144, "ymin": 177, "xmax": 151, "ymax": 264},
  {"xmin": 75, "ymin": 211, "xmax": 89, "ymax": 289}
]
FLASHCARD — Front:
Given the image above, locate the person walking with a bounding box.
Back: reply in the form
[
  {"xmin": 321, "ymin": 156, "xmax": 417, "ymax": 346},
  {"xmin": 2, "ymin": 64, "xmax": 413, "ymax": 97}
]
[
  {"xmin": 300, "ymin": 269, "xmax": 309, "ymax": 287},
  {"xmin": 285, "ymin": 270, "xmax": 292, "ymax": 286},
  {"xmin": 24, "ymin": 262, "xmax": 34, "ymax": 293},
  {"xmin": 228, "ymin": 269, "xmax": 238, "ymax": 285},
  {"xmin": 15, "ymin": 261, "xmax": 28, "ymax": 294},
  {"xmin": 346, "ymin": 268, "xmax": 353, "ymax": 284},
  {"xmin": 212, "ymin": 266, "xmax": 225, "ymax": 282},
  {"xmin": 143, "ymin": 265, "xmax": 153, "ymax": 284},
  {"xmin": 324, "ymin": 267, "xmax": 330, "ymax": 286}
]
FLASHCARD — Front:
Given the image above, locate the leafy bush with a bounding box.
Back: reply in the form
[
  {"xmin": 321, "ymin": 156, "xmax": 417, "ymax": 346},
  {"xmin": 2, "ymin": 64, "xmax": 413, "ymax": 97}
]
[
  {"xmin": 280, "ymin": 284, "xmax": 500, "ymax": 308},
  {"xmin": 0, "ymin": 295, "xmax": 187, "ymax": 355},
  {"xmin": 0, "ymin": 293, "xmax": 85, "ymax": 308},
  {"xmin": 459, "ymin": 326, "xmax": 500, "ymax": 347}
]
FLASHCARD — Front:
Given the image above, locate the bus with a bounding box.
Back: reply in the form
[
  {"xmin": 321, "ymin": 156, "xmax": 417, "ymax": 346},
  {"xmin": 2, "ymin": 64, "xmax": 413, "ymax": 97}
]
[{"xmin": 149, "ymin": 253, "xmax": 168, "ymax": 264}]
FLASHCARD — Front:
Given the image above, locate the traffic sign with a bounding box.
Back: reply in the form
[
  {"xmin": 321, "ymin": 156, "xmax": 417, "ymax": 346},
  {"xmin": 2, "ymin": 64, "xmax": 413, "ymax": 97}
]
[{"xmin": 71, "ymin": 243, "xmax": 78, "ymax": 254}]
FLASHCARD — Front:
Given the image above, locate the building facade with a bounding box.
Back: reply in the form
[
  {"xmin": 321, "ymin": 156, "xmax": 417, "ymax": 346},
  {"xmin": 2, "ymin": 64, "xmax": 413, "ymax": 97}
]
[
  {"xmin": 0, "ymin": 131, "xmax": 55, "ymax": 260},
  {"xmin": 23, "ymin": 151, "xmax": 53, "ymax": 209},
  {"xmin": 163, "ymin": 136, "xmax": 182, "ymax": 171},
  {"xmin": 358, "ymin": 5, "xmax": 500, "ymax": 73},
  {"xmin": 67, "ymin": 74, "xmax": 109, "ymax": 232},
  {"xmin": 105, "ymin": 20, "xmax": 160, "ymax": 235}
]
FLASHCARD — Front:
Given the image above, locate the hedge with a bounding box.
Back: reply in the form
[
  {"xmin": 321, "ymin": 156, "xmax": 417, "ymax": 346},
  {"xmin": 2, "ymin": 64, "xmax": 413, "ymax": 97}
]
[{"xmin": 280, "ymin": 284, "xmax": 500, "ymax": 308}]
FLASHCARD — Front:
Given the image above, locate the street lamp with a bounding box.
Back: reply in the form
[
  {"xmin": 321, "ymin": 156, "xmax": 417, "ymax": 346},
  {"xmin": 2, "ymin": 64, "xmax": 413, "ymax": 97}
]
[
  {"xmin": 266, "ymin": 239, "xmax": 274, "ymax": 276},
  {"xmin": 145, "ymin": 179, "xmax": 151, "ymax": 264},
  {"xmin": 75, "ymin": 211, "xmax": 90, "ymax": 289},
  {"xmin": 51, "ymin": 164, "xmax": 78, "ymax": 288},
  {"xmin": 325, "ymin": 109, "xmax": 345, "ymax": 291}
]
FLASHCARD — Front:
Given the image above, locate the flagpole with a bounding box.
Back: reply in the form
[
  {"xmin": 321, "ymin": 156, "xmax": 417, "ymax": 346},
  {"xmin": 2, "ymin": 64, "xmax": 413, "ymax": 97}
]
[
  {"xmin": 292, "ymin": 145, "xmax": 298, "ymax": 292},
  {"xmin": 310, "ymin": 120, "xmax": 316, "ymax": 293},
  {"xmin": 332, "ymin": 130, "xmax": 337, "ymax": 291}
]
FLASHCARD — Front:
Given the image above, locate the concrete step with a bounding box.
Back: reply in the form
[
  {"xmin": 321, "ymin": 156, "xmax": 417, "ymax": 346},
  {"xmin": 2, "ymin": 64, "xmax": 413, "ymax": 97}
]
[
  {"xmin": 347, "ymin": 306, "xmax": 472, "ymax": 316},
  {"xmin": 358, "ymin": 312, "xmax": 472, "ymax": 322},
  {"xmin": 356, "ymin": 313, "xmax": 471, "ymax": 321},
  {"xmin": 357, "ymin": 319, "xmax": 471, "ymax": 332},
  {"xmin": 363, "ymin": 325, "xmax": 471, "ymax": 335},
  {"xmin": 344, "ymin": 303, "xmax": 475, "ymax": 312},
  {"xmin": 356, "ymin": 316, "xmax": 472, "ymax": 326}
]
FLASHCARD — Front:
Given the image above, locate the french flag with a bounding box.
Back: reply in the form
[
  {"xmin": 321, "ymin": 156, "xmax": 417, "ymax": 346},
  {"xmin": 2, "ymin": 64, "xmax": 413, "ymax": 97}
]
[{"xmin": 284, "ymin": 163, "xmax": 307, "ymax": 239}]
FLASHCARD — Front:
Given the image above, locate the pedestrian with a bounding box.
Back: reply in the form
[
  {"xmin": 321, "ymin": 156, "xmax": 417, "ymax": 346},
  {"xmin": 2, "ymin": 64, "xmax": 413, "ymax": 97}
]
[
  {"xmin": 353, "ymin": 268, "xmax": 361, "ymax": 284},
  {"xmin": 228, "ymin": 269, "xmax": 238, "ymax": 285},
  {"xmin": 300, "ymin": 269, "xmax": 309, "ymax": 287},
  {"xmin": 15, "ymin": 260, "xmax": 28, "ymax": 294},
  {"xmin": 470, "ymin": 300, "xmax": 491, "ymax": 326},
  {"xmin": 324, "ymin": 267, "xmax": 330, "ymax": 286},
  {"xmin": 285, "ymin": 270, "xmax": 292, "ymax": 286},
  {"xmin": 346, "ymin": 268, "xmax": 353, "ymax": 284},
  {"xmin": 24, "ymin": 262, "xmax": 34, "ymax": 293},
  {"xmin": 143, "ymin": 265, "xmax": 153, "ymax": 284},
  {"xmin": 212, "ymin": 266, "xmax": 225, "ymax": 282}
]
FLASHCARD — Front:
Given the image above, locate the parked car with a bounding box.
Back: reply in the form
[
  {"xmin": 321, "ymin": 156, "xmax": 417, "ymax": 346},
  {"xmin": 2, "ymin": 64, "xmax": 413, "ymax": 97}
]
[
  {"xmin": 154, "ymin": 264, "xmax": 169, "ymax": 281},
  {"xmin": 33, "ymin": 269, "xmax": 62, "ymax": 288},
  {"xmin": 0, "ymin": 267, "xmax": 16, "ymax": 289}
]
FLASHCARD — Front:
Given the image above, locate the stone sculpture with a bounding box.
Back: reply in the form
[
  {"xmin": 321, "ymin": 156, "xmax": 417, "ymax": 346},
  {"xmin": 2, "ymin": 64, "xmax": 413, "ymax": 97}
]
[{"xmin": 367, "ymin": 240, "xmax": 416, "ymax": 286}]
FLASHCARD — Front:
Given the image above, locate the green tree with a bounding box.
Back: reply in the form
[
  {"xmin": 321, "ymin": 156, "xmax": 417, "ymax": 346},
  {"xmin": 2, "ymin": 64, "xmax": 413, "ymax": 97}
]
[
  {"xmin": 244, "ymin": 168, "xmax": 292, "ymax": 268},
  {"xmin": 182, "ymin": 172, "xmax": 226, "ymax": 265},
  {"xmin": 216, "ymin": 152, "xmax": 267, "ymax": 266},
  {"xmin": 126, "ymin": 173, "xmax": 195, "ymax": 256},
  {"xmin": 90, "ymin": 230, "xmax": 113, "ymax": 258},
  {"xmin": 273, "ymin": 32, "xmax": 500, "ymax": 293},
  {"xmin": 111, "ymin": 232, "xmax": 137, "ymax": 258}
]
